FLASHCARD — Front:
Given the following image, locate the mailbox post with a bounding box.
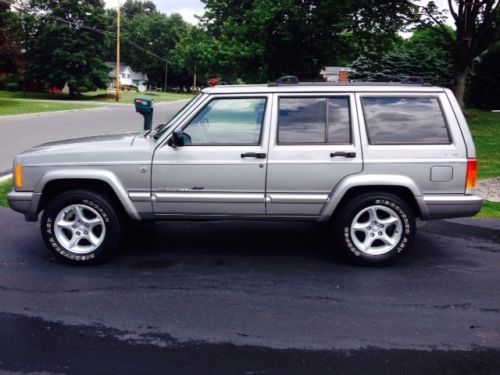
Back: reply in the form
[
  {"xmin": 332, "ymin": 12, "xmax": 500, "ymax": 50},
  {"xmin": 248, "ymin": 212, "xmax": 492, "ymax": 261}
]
[{"xmin": 134, "ymin": 97, "xmax": 154, "ymax": 131}]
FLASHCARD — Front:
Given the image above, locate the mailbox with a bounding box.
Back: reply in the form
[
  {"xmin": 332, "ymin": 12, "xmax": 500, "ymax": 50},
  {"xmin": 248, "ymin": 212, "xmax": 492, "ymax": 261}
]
[{"xmin": 134, "ymin": 97, "xmax": 154, "ymax": 131}]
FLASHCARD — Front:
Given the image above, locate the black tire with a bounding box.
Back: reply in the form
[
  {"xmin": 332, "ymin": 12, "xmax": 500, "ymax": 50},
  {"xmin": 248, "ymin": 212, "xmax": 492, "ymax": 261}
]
[
  {"xmin": 334, "ymin": 192, "xmax": 416, "ymax": 266},
  {"xmin": 41, "ymin": 190, "xmax": 122, "ymax": 264}
]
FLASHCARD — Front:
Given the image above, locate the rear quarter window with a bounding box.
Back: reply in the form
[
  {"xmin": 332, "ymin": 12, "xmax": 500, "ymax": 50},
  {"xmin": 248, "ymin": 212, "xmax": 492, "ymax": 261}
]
[{"xmin": 361, "ymin": 97, "xmax": 451, "ymax": 145}]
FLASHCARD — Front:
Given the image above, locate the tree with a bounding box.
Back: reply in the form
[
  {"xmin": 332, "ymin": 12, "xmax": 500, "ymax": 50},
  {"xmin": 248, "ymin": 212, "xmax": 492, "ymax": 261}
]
[
  {"xmin": 182, "ymin": 0, "xmax": 417, "ymax": 83},
  {"xmin": 122, "ymin": 0, "xmax": 157, "ymax": 19},
  {"xmin": 466, "ymin": 42, "xmax": 500, "ymax": 109},
  {"xmin": 26, "ymin": 0, "xmax": 110, "ymax": 97},
  {"xmin": 350, "ymin": 26, "xmax": 455, "ymax": 87},
  {"xmin": 0, "ymin": 0, "xmax": 23, "ymax": 74},
  {"xmin": 418, "ymin": 0, "xmax": 500, "ymax": 107},
  {"xmin": 121, "ymin": 12, "xmax": 190, "ymax": 88}
]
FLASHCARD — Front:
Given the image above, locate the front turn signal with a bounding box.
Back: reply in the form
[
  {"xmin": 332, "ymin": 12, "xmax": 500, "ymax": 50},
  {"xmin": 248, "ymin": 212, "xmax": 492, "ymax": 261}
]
[
  {"xmin": 14, "ymin": 164, "xmax": 23, "ymax": 190},
  {"xmin": 465, "ymin": 159, "xmax": 477, "ymax": 194}
]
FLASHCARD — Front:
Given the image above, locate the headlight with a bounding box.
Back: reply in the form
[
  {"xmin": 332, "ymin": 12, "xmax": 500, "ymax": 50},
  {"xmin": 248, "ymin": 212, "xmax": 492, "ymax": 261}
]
[{"xmin": 15, "ymin": 164, "xmax": 23, "ymax": 190}]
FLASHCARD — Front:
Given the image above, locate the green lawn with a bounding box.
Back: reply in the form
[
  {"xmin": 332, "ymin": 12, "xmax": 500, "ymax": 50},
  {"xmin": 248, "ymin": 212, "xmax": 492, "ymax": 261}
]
[
  {"xmin": 0, "ymin": 179, "xmax": 12, "ymax": 207},
  {"xmin": 0, "ymin": 98, "xmax": 101, "ymax": 117},
  {"xmin": 0, "ymin": 90, "xmax": 194, "ymax": 104},
  {"xmin": 474, "ymin": 200, "xmax": 500, "ymax": 219},
  {"xmin": 466, "ymin": 109, "xmax": 500, "ymax": 179}
]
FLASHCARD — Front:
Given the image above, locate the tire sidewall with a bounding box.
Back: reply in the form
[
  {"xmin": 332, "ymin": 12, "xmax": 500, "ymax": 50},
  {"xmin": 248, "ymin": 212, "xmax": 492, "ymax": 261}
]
[
  {"xmin": 41, "ymin": 191, "xmax": 120, "ymax": 264},
  {"xmin": 339, "ymin": 194, "xmax": 415, "ymax": 265}
]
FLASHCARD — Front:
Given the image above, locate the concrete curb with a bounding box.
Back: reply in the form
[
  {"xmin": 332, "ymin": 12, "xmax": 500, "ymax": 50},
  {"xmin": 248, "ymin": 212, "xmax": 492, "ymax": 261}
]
[
  {"xmin": 0, "ymin": 173, "xmax": 12, "ymax": 182},
  {"xmin": 0, "ymin": 106, "xmax": 108, "ymax": 120}
]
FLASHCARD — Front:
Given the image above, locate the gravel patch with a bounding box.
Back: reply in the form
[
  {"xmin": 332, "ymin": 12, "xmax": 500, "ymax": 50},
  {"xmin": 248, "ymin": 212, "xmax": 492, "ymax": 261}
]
[{"xmin": 477, "ymin": 178, "xmax": 500, "ymax": 202}]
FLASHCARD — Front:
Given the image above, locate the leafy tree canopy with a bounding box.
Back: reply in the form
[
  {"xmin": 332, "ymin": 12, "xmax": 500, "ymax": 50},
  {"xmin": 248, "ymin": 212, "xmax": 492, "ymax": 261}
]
[
  {"xmin": 26, "ymin": 0, "xmax": 111, "ymax": 96},
  {"xmin": 0, "ymin": 0, "xmax": 23, "ymax": 74},
  {"xmin": 350, "ymin": 25, "xmax": 455, "ymax": 87},
  {"xmin": 120, "ymin": 12, "xmax": 190, "ymax": 87},
  {"xmin": 122, "ymin": 0, "xmax": 157, "ymax": 19},
  {"xmin": 173, "ymin": 0, "xmax": 417, "ymax": 83}
]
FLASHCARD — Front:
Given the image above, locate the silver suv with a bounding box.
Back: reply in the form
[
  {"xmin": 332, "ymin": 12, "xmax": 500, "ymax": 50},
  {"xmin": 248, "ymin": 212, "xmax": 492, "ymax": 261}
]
[{"xmin": 7, "ymin": 80, "xmax": 483, "ymax": 266}]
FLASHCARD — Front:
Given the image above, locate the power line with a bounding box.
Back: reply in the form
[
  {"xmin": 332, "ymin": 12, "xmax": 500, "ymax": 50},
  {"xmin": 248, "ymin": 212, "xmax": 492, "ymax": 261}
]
[{"xmin": 1, "ymin": 0, "xmax": 169, "ymax": 63}]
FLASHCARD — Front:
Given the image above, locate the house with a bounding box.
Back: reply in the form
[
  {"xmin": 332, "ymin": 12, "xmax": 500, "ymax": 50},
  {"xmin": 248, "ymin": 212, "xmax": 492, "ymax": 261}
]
[
  {"xmin": 107, "ymin": 62, "xmax": 148, "ymax": 90},
  {"xmin": 320, "ymin": 66, "xmax": 353, "ymax": 82}
]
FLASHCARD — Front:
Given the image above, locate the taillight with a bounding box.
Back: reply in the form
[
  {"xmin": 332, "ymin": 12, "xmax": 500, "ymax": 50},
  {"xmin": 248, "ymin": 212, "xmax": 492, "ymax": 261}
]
[{"xmin": 465, "ymin": 159, "xmax": 477, "ymax": 194}]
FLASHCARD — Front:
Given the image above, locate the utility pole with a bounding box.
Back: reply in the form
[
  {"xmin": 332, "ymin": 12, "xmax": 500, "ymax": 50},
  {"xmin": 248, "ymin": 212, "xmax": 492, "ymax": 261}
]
[
  {"xmin": 193, "ymin": 64, "xmax": 197, "ymax": 92},
  {"xmin": 164, "ymin": 61, "xmax": 168, "ymax": 92},
  {"xmin": 115, "ymin": 0, "xmax": 121, "ymax": 101}
]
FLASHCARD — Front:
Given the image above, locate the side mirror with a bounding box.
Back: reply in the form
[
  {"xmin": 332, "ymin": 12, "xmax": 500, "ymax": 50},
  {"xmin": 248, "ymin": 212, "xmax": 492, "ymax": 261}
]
[{"xmin": 169, "ymin": 129, "xmax": 185, "ymax": 147}]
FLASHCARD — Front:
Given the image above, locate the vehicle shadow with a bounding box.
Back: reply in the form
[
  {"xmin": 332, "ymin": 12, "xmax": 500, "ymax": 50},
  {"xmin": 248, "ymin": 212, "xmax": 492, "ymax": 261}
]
[{"xmin": 120, "ymin": 220, "xmax": 343, "ymax": 262}]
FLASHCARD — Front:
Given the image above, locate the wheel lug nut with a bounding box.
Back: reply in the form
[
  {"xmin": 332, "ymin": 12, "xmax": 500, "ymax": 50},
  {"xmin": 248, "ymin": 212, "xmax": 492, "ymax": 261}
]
[
  {"xmin": 372, "ymin": 221, "xmax": 377, "ymax": 225},
  {"xmin": 76, "ymin": 231, "xmax": 81, "ymax": 235},
  {"xmin": 380, "ymin": 224, "xmax": 384, "ymax": 228},
  {"xmin": 72, "ymin": 225, "xmax": 76, "ymax": 228},
  {"xmin": 367, "ymin": 226, "xmax": 371, "ymax": 230},
  {"xmin": 85, "ymin": 224, "xmax": 89, "ymax": 227},
  {"xmin": 370, "ymin": 233, "xmax": 375, "ymax": 237},
  {"xmin": 378, "ymin": 231, "xmax": 382, "ymax": 235},
  {"xmin": 84, "ymin": 231, "xmax": 88, "ymax": 235}
]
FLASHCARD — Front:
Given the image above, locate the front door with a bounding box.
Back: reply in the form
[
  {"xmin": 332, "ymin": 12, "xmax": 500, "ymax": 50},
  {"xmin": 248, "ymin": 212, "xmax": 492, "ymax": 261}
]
[{"xmin": 152, "ymin": 95, "xmax": 270, "ymax": 217}]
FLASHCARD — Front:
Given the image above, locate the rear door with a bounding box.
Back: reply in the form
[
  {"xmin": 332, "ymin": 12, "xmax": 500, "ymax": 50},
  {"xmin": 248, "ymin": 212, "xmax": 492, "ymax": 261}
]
[{"xmin": 266, "ymin": 93, "xmax": 363, "ymax": 217}]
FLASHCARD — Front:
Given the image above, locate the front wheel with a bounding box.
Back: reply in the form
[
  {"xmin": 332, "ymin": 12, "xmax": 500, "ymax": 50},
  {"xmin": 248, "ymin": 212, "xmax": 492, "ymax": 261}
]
[
  {"xmin": 41, "ymin": 190, "xmax": 122, "ymax": 264},
  {"xmin": 335, "ymin": 193, "xmax": 416, "ymax": 266}
]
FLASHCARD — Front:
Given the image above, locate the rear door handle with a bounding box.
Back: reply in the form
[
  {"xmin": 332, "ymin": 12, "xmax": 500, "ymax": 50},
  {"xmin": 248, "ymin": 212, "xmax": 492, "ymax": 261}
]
[
  {"xmin": 330, "ymin": 152, "xmax": 356, "ymax": 158},
  {"xmin": 241, "ymin": 152, "xmax": 266, "ymax": 159}
]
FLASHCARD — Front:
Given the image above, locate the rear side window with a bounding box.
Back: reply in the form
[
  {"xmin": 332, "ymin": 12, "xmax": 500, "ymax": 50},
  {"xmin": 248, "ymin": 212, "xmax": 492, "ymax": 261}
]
[
  {"xmin": 278, "ymin": 97, "xmax": 351, "ymax": 144},
  {"xmin": 361, "ymin": 97, "xmax": 450, "ymax": 144}
]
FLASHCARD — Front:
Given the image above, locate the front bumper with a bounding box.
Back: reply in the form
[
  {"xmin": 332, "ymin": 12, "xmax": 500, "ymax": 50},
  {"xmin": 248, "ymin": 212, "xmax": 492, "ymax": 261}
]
[
  {"xmin": 418, "ymin": 194, "xmax": 483, "ymax": 220},
  {"xmin": 7, "ymin": 191, "xmax": 41, "ymax": 222}
]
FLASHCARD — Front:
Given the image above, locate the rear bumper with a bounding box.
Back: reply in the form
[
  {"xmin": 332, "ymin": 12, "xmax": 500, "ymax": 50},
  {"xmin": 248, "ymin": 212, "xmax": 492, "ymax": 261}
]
[
  {"xmin": 7, "ymin": 191, "xmax": 41, "ymax": 222},
  {"xmin": 418, "ymin": 194, "xmax": 483, "ymax": 220}
]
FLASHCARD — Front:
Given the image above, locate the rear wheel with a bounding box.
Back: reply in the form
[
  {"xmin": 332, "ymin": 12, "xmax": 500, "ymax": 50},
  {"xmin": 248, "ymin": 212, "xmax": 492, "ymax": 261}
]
[
  {"xmin": 41, "ymin": 190, "xmax": 122, "ymax": 264},
  {"xmin": 335, "ymin": 193, "xmax": 416, "ymax": 266}
]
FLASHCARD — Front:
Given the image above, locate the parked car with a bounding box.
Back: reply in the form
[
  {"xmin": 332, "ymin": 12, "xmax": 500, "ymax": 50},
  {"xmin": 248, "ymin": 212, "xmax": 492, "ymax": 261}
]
[{"xmin": 8, "ymin": 78, "xmax": 482, "ymax": 266}]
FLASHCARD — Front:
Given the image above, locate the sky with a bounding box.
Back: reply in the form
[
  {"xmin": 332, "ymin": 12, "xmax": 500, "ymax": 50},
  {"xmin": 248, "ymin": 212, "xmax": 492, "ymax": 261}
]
[{"xmin": 104, "ymin": 0, "xmax": 205, "ymax": 24}]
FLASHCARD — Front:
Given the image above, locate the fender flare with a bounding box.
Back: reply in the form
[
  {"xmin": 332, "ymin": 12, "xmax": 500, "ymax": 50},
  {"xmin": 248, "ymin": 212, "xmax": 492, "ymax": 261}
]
[
  {"xmin": 318, "ymin": 174, "xmax": 426, "ymax": 222},
  {"xmin": 35, "ymin": 169, "xmax": 141, "ymax": 220}
]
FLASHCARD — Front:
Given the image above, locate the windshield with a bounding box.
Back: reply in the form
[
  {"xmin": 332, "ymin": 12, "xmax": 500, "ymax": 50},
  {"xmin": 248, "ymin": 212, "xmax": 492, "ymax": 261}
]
[{"xmin": 153, "ymin": 93, "xmax": 204, "ymax": 140}]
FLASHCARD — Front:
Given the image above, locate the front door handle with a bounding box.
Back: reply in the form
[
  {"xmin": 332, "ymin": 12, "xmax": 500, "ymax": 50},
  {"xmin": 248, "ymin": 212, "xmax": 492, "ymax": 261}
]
[
  {"xmin": 330, "ymin": 152, "xmax": 356, "ymax": 158},
  {"xmin": 241, "ymin": 152, "xmax": 266, "ymax": 159}
]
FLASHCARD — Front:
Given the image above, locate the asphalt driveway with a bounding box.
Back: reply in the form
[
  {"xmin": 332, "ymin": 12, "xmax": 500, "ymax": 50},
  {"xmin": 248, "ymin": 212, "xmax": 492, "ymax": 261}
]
[{"xmin": 0, "ymin": 206, "xmax": 498, "ymax": 374}]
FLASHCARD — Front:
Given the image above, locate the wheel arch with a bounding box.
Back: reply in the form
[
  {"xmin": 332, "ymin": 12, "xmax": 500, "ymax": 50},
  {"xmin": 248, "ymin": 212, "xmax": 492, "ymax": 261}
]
[
  {"xmin": 319, "ymin": 175, "xmax": 425, "ymax": 222},
  {"xmin": 35, "ymin": 170, "xmax": 140, "ymax": 220}
]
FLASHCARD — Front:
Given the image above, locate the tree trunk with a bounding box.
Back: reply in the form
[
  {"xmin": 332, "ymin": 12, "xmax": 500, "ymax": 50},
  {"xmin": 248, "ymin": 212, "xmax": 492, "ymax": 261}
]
[
  {"xmin": 69, "ymin": 86, "xmax": 76, "ymax": 99},
  {"xmin": 453, "ymin": 65, "xmax": 469, "ymax": 109}
]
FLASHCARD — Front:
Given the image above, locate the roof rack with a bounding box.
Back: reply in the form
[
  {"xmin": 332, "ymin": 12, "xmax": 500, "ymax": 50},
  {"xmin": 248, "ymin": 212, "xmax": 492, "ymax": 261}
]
[
  {"xmin": 268, "ymin": 75, "xmax": 433, "ymax": 87},
  {"xmin": 268, "ymin": 75, "xmax": 300, "ymax": 86}
]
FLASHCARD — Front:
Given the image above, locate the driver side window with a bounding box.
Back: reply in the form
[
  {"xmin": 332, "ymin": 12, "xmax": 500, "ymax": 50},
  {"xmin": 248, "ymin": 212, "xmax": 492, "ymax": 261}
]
[{"xmin": 183, "ymin": 97, "xmax": 266, "ymax": 145}]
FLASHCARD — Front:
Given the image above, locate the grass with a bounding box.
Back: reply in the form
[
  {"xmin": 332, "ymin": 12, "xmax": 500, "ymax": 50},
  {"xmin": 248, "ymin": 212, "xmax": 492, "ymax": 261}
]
[
  {"xmin": 0, "ymin": 98, "xmax": 101, "ymax": 117},
  {"xmin": 474, "ymin": 200, "xmax": 500, "ymax": 219},
  {"xmin": 466, "ymin": 109, "xmax": 500, "ymax": 179},
  {"xmin": 0, "ymin": 179, "xmax": 12, "ymax": 207},
  {"xmin": 0, "ymin": 90, "xmax": 194, "ymax": 104}
]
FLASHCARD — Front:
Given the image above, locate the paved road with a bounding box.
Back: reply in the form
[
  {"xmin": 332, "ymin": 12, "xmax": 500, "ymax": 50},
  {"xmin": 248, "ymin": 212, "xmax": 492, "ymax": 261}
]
[
  {"xmin": 0, "ymin": 100, "xmax": 187, "ymax": 173},
  {"xmin": 0, "ymin": 207, "xmax": 498, "ymax": 374}
]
